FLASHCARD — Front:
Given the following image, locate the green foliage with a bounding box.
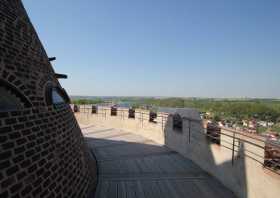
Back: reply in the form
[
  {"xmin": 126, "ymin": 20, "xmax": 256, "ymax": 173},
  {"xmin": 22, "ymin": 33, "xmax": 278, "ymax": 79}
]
[
  {"xmin": 131, "ymin": 103, "xmax": 141, "ymax": 109},
  {"xmin": 71, "ymin": 98, "xmax": 103, "ymax": 105},
  {"xmin": 142, "ymin": 98, "xmax": 185, "ymax": 108},
  {"xmin": 70, "ymin": 97, "xmax": 280, "ymax": 126},
  {"xmin": 271, "ymin": 124, "xmax": 280, "ymax": 134},
  {"xmin": 130, "ymin": 98, "xmax": 280, "ymax": 122},
  {"xmin": 137, "ymin": 98, "xmax": 280, "ymax": 122},
  {"xmin": 257, "ymin": 126, "xmax": 267, "ymax": 134},
  {"xmin": 213, "ymin": 114, "xmax": 221, "ymax": 122}
]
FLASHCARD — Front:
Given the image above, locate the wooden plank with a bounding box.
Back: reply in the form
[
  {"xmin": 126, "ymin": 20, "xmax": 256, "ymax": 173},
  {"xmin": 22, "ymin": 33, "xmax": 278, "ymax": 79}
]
[
  {"xmin": 125, "ymin": 181, "xmax": 138, "ymax": 198},
  {"xmin": 117, "ymin": 181, "xmax": 126, "ymax": 198},
  {"xmin": 95, "ymin": 181, "xmax": 110, "ymax": 198},
  {"xmin": 141, "ymin": 180, "xmax": 156, "ymax": 198},
  {"xmin": 87, "ymin": 126, "xmax": 236, "ymax": 198},
  {"xmin": 177, "ymin": 180, "xmax": 202, "ymax": 198},
  {"xmin": 156, "ymin": 180, "xmax": 175, "ymax": 198},
  {"xmin": 107, "ymin": 181, "xmax": 118, "ymax": 198},
  {"xmin": 163, "ymin": 179, "xmax": 182, "ymax": 198}
]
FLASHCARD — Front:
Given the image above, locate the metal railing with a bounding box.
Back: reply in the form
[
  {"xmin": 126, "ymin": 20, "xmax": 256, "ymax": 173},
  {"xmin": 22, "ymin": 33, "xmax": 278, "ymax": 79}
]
[
  {"xmin": 189, "ymin": 121, "xmax": 280, "ymax": 175},
  {"xmin": 73, "ymin": 104, "xmax": 280, "ymax": 175}
]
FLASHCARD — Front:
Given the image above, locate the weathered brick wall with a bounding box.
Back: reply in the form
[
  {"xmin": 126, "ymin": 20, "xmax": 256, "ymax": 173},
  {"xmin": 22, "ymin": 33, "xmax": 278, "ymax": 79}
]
[
  {"xmin": 0, "ymin": 0, "xmax": 97, "ymax": 197},
  {"xmin": 0, "ymin": 0, "xmax": 58, "ymax": 107},
  {"xmin": 0, "ymin": 105, "xmax": 96, "ymax": 197}
]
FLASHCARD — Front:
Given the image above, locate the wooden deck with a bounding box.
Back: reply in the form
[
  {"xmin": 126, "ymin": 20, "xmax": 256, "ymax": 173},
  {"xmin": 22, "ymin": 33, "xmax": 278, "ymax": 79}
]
[{"xmin": 81, "ymin": 125, "xmax": 236, "ymax": 198}]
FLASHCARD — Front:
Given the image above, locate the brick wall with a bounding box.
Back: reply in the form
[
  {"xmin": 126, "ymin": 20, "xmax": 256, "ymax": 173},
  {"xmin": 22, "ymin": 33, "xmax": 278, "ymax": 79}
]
[
  {"xmin": 0, "ymin": 105, "xmax": 97, "ymax": 197},
  {"xmin": 0, "ymin": 0, "xmax": 58, "ymax": 107},
  {"xmin": 0, "ymin": 0, "xmax": 97, "ymax": 197}
]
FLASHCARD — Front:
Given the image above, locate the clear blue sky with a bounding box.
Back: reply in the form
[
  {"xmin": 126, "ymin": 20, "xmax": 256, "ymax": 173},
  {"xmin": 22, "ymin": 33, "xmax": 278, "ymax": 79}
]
[{"xmin": 23, "ymin": 0, "xmax": 280, "ymax": 98}]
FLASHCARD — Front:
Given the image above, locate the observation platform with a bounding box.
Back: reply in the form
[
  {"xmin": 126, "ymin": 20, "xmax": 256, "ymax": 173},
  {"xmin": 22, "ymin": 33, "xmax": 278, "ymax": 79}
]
[{"xmin": 81, "ymin": 124, "xmax": 236, "ymax": 198}]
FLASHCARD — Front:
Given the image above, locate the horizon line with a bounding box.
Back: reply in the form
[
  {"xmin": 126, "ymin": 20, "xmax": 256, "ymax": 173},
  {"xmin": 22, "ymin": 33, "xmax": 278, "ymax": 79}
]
[{"xmin": 69, "ymin": 95, "xmax": 280, "ymax": 100}]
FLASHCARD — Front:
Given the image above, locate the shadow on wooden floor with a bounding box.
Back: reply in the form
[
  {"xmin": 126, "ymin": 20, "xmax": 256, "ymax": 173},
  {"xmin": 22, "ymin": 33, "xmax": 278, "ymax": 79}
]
[{"xmin": 83, "ymin": 126, "xmax": 237, "ymax": 198}]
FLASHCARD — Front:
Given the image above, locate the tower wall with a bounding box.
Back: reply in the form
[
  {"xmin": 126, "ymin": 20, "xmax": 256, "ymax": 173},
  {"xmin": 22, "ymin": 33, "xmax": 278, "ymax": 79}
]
[{"xmin": 0, "ymin": 1, "xmax": 97, "ymax": 197}]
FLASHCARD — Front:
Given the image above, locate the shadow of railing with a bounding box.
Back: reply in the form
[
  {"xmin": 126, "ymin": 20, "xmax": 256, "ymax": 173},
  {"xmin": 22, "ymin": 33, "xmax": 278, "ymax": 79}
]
[
  {"xmin": 83, "ymin": 132, "xmax": 236, "ymax": 198},
  {"xmin": 163, "ymin": 115, "xmax": 248, "ymax": 198}
]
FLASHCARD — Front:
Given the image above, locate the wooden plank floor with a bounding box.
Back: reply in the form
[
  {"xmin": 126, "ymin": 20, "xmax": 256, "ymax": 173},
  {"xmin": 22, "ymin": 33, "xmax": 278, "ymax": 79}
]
[{"xmin": 81, "ymin": 125, "xmax": 236, "ymax": 198}]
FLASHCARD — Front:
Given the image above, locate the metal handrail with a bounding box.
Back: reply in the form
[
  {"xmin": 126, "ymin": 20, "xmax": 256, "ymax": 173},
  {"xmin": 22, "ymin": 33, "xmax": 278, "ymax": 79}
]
[{"xmin": 75, "ymin": 105, "xmax": 280, "ymax": 175}]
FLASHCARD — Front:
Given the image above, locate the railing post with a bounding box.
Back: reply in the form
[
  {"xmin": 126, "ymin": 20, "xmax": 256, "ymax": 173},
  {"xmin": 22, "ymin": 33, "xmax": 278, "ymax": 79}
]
[
  {"xmin": 86, "ymin": 105, "xmax": 89, "ymax": 120},
  {"xmin": 232, "ymin": 130, "xmax": 236, "ymax": 165},
  {"xmin": 141, "ymin": 112, "xmax": 143, "ymax": 127},
  {"xmin": 161, "ymin": 115, "xmax": 164, "ymax": 131},
  {"xmin": 188, "ymin": 120, "xmax": 191, "ymax": 143}
]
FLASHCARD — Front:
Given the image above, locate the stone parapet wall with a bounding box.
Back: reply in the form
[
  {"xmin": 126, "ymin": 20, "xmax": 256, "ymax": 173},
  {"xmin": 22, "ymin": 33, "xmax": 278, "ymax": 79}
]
[
  {"xmin": 75, "ymin": 106, "xmax": 280, "ymax": 198},
  {"xmin": 75, "ymin": 107, "xmax": 168, "ymax": 145}
]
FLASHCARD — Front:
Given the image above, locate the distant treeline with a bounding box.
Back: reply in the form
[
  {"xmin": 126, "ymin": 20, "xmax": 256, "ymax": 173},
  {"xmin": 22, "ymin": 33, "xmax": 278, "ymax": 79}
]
[
  {"xmin": 71, "ymin": 98, "xmax": 104, "ymax": 105},
  {"xmin": 138, "ymin": 98, "xmax": 280, "ymax": 122},
  {"xmin": 71, "ymin": 97, "xmax": 280, "ymax": 122}
]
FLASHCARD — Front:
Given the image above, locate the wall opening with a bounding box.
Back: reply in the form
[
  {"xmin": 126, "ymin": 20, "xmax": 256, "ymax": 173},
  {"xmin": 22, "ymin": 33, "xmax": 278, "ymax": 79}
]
[
  {"xmin": 149, "ymin": 111, "xmax": 157, "ymax": 123},
  {"xmin": 111, "ymin": 106, "xmax": 117, "ymax": 116},
  {"xmin": 264, "ymin": 140, "xmax": 280, "ymax": 172},
  {"xmin": 128, "ymin": 108, "xmax": 135, "ymax": 119},
  {"xmin": 206, "ymin": 123, "xmax": 221, "ymax": 145},
  {"xmin": 173, "ymin": 113, "xmax": 183, "ymax": 131},
  {"xmin": 92, "ymin": 105, "xmax": 98, "ymax": 114},
  {"xmin": 45, "ymin": 83, "xmax": 70, "ymax": 107},
  {"xmin": 74, "ymin": 105, "xmax": 80, "ymax": 112},
  {"xmin": 52, "ymin": 88, "xmax": 65, "ymax": 104}
]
